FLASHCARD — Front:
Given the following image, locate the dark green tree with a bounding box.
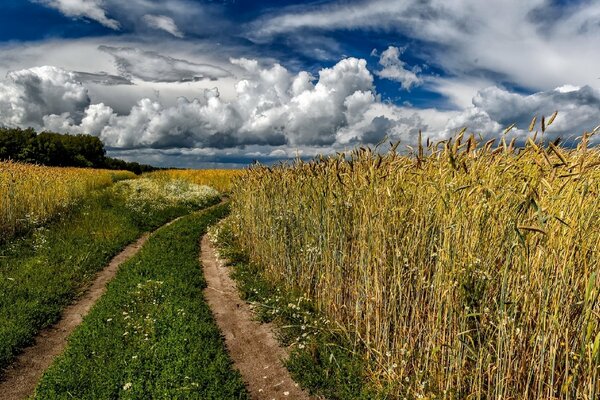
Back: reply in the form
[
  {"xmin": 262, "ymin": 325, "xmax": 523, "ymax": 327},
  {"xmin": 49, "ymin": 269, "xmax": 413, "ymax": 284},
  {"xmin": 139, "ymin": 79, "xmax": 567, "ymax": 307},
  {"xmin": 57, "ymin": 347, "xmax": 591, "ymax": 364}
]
[{"xmin": 0, "ymin": 127, "xmax": 160, "ymax": 174}]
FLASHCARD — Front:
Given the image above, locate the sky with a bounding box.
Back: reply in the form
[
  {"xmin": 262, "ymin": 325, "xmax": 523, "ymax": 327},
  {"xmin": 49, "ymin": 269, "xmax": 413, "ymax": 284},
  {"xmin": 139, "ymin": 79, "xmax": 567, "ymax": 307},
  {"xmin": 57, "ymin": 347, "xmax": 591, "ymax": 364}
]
[{"xmin": 0, "ymin": 0, "xmax": 599, "ymax": 168}]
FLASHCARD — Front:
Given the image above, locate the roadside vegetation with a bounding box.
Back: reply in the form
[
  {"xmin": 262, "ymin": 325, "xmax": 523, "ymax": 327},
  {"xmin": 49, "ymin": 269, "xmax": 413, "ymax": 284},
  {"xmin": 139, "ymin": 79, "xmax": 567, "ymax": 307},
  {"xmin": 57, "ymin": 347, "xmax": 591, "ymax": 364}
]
[
  {"xmin": 112, "ymin": 178, "xmax": 220, "ymax": 226},
  {"xmin": 35, "ymin": 204, "xmax": 249, "ymax": 400},
  {"xmin": 0, "ymin": 173, "xmax": 220, "ymax": 376},
  {"xmin": 210, "ymin": 221, "xmax": 385, "ymax": 399},
  {"xmin": 227, "ymin": 122, "xmax": 600, "ymax": 399}
]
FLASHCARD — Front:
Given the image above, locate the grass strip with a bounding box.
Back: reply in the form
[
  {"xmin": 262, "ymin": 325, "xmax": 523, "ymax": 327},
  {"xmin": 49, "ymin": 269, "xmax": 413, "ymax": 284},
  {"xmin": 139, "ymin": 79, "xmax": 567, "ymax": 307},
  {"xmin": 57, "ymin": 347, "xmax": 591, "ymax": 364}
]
[
  {"xmin": 211, "ymin": 222, "xmax": 394, "ymax": 400},
  {"xmin": 35, "ymin": 204, "xmax": 249, "ymax": 400},
  {"xmin": 0, "ymin": 189, "xmax": 219, "ymax": 374}
]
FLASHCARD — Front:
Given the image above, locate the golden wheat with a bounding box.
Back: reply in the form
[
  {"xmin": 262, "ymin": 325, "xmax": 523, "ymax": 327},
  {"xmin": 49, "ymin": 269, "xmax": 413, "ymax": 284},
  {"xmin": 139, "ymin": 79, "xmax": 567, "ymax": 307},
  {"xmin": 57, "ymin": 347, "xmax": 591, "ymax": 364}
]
[
  {"xmin": 0, "ymin": 161, "xmax": 135, "ymax": 240},
  {"xmin": 229, "ymin": 130, "xmax": 600, "ymax": 399}
]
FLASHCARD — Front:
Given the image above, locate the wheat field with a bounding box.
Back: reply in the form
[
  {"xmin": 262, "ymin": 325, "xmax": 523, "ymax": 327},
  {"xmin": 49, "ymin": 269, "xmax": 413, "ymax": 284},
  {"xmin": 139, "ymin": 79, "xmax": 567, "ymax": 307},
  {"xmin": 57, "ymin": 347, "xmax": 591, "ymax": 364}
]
[
  {"xmin": 0, "ymin": 162, "xmax": 135, "ymax": 240},
  {"xmin": 229, "ymin": 128, "xmax": 600, "ymax": 399}
]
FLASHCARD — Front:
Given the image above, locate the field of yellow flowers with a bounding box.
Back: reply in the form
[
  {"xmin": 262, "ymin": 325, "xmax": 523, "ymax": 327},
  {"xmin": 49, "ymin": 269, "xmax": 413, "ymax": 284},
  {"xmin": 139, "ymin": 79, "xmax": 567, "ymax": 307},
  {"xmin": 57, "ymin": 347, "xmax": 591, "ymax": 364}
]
[
  {"xmin": 0, "ymin": 162, "xmax": 135, "ymax": 241},
  {"xmin": 229, "ymin": 128, "xmax": 600, "ymax": 399}
]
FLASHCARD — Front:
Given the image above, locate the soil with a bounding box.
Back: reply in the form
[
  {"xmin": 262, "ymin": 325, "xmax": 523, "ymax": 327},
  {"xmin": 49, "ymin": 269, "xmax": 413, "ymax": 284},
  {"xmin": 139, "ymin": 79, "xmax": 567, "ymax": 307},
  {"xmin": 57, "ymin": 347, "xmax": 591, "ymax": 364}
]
[
  {"xmin": 0, "ymin": 229, "xmax": 157, "ymax": 400},
  {"xmin": 201, "ymin": 235, "xmax": 313, "ymax": 400}
]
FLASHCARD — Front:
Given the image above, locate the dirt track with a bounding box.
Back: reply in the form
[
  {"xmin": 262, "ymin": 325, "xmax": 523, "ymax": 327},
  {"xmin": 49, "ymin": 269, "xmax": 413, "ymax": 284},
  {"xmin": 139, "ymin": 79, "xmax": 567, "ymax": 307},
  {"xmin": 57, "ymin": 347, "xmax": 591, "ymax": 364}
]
[
  {"xmin": 0, "ymin": 204, "xmax": 309, "ymax": 400},
  {"xmin": 201, "ymin": 235, "xmax": 312, "ymax": 400}
]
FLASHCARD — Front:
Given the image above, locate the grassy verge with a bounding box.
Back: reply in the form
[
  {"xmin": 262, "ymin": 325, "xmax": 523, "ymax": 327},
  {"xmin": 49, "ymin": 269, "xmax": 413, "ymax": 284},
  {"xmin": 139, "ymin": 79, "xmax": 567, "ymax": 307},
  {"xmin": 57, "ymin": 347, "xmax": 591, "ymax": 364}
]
[
  {"xmin": 210, "ymin": 222, "xmax": 393, "ymax": 400},
  {"xmin": 0, "ymin": 186, "xmax": 219, "ymax": 375},
  {"xmin": 35, "ymin": 204, "xmax": 249, "ymax": 399}
]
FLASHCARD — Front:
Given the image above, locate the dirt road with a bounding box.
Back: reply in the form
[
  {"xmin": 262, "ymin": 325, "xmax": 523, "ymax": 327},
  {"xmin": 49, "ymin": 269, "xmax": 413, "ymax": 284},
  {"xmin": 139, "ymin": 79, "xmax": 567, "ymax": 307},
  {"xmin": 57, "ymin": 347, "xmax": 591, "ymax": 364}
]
[{"xmin": 201, "ymin": 235, "xmax": 313, "ymax": 400}]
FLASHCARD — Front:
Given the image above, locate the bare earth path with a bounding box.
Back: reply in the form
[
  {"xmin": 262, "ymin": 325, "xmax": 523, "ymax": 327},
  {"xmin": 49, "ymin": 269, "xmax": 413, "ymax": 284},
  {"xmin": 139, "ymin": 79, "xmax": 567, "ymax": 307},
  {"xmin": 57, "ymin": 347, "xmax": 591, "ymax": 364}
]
[
  {"xmin": 201, "ymin": 235, "xmax": 313, "ymax": 400},
  {"xmin": 0, "ymin": 231, "xmax": 153, "ymax": 400}
]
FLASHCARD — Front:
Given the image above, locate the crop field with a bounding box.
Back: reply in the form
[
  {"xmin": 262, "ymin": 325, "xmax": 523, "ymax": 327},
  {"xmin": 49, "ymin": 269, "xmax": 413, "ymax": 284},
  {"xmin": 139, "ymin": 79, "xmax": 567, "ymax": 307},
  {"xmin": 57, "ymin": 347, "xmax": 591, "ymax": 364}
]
[
  {"xmin": 0, "ymin": 129, "xmax": 598, "ymax": 400},
  {"xmin": 0, "ymin": 162, "xmax": 135, "ymax": 241},
  {"xmin": 228, "ymin": 133, "xmax": 600, "ymax": 399},
  {"xmin": 4, "ymin": 1, "xmax": 600, "ymax": 398}
]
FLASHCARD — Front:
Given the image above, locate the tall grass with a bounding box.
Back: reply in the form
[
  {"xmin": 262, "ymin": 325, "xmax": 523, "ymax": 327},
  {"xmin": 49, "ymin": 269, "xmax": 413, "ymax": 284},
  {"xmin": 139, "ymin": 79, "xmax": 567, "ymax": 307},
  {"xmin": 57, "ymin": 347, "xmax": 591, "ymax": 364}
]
[
  {"xmin": 229, "ymin": 126, "xmax": 600, "ymax": 399},
  {"xmin": 0, "ymin": 162, "xmax": 135, "ymax": 240},
  {"xmin": 147, "ymin": 169, "xmax": 242, "ymax": 193}
]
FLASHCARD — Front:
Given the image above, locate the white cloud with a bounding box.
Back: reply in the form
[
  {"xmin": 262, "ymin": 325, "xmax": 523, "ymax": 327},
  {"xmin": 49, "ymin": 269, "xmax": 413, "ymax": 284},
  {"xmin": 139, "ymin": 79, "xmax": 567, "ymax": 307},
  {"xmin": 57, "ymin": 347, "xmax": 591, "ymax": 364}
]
[
  {"xmin": 143, "ymin": 15, "xmax": 184, "ymax": 38},
  {"xmin": 336, "ymin": 101, "xmax": 453, "ymax": 146},
  {"xmin": 1, "ymin": 58, "xmax": 598, "ymax": 168},
  {"xmin": 249, "ymin": 0, "xmax": 410, "ymax": 40},
  {"xmin": 80, "ymin": 103, "xmax": 116, "ymax": 136},
  {"xmin": 34, "ymin": 0, "xmax": 230, "ymax": 38},
  {"xmin": 99, "ymin": 46, "xmax": 232, "ymax": 83},
  {"xmin": 0, "ymin": 38, "xmax": 244, "ymax": 115},
  {"xmin": 375, "ymin": 46, "xmax": 422, "ymax": 90},
  {"xmin": 3, "ymin": 58, "xmax": 403, "ymax": 150},
  {"xmin": 426, "ymin": 76, "xmax": 494, "ymax": 109},
  {"xmin": 36, "ymin": 0, "xmax": 120, "ymax": 29},
  {"xmin": 0, "ymin": 66, "xmax": 90, "ymax": 128},
  {"xmin": 250, "ymin": 0, "xmax": 600, "ymax": 93},
  {"xmin": 443, "ymin": 107, "xmax": 503, "ymax": 139},
  {"xmin": 555, "ymin": 85, "xmax": 580, "ymax": 94}
]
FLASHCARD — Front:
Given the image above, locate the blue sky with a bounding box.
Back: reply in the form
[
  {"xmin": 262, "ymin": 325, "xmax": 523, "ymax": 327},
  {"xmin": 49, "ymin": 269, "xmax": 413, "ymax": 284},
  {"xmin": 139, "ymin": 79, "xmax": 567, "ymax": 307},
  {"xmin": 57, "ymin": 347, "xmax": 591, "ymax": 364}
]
[{"xmin": 0, "ymin": 0, "xmax": 598, "ymax": 167}]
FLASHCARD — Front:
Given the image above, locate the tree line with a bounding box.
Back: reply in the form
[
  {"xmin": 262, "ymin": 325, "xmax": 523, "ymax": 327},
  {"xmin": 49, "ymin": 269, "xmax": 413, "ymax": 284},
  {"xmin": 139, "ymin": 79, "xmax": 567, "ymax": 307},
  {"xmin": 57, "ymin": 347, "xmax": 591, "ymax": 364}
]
[{"xmin": 0, "ymin": 127, "xmax": 159, "ymax": 174}]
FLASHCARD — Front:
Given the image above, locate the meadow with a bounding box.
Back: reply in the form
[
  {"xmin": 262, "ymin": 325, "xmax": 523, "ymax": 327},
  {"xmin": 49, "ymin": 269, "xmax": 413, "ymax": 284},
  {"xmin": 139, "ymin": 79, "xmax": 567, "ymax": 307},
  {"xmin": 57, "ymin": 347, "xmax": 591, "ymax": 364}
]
[
  {"xmin": 35, "ymin": 204, "xmax": 249, "ymax": 399},
  {"xmin": 227, "ymin": 129, "xmax": 600, "ymax": 399},
  {"xmin": 147, "ymin": 169, "xmax": 243, "ymax": 193}
]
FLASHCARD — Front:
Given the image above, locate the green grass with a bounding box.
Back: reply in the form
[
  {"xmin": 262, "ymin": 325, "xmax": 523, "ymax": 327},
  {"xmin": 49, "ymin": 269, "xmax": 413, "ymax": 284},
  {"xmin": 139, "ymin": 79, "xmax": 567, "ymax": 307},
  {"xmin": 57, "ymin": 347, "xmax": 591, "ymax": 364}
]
[
  {"xmin": 212, "ymin": 222, "xmax": 393, "ymax": 400},
  {"xmin": 34, "ymin": 204, "xmax": 249, "ymax": 400},
  {"xmin": 0, "ymin": 188, "xmax": 219, "ymax": 375}
]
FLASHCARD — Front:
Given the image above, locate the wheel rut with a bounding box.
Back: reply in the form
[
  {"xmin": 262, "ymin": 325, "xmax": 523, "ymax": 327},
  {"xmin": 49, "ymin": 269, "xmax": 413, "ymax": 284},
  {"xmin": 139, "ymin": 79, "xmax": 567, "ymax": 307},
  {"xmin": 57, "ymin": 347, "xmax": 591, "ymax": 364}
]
[{"xmin": 201, "ymin": 235, "xmax": 313, "ymax": 400}]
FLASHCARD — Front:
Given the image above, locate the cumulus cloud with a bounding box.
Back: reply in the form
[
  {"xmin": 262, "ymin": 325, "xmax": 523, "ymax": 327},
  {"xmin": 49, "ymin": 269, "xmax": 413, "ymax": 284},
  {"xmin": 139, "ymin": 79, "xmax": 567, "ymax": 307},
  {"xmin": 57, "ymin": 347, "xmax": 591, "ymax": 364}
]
[
  {"xmin": 143, "ymin": 15, "xmax": 184, "ymax": 38},
  {"xmin": 36, "ymin": 0, "xmax": 120, "ymax": 29},
  {"xmin": 1, "ymin": 59, "xmax": 598, "ymax": 169},
  {"xmin": 44, "ymin": 57, "xmax": 384, "ymax": 149},
  {"xmin": 5, "ymin": 58, "xmax": 417, "ymax": 151},
  {"xmin": 0, "ymin": 66, "xmax": 91, "ymax": 127},
  {"xmin": 99, "ymin": 46, "xmax": 231, "ymax": 83},
  {"xmin": 44, "ymin": 102, "xmax": 117, "ymax": 137},
  {"xmin": 335, "ymin": 101, "xmax": 449, "ymax": 146},
  {"xmin": 374, "ymin": 46, "xmax": 422, "ymax": 90}
]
